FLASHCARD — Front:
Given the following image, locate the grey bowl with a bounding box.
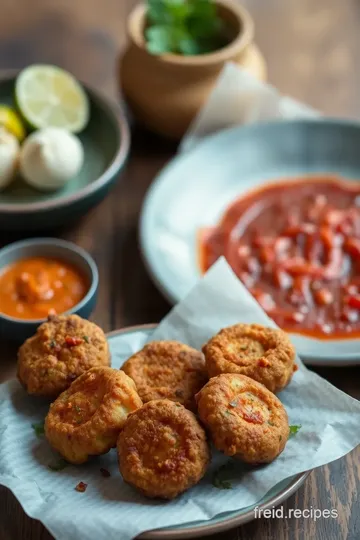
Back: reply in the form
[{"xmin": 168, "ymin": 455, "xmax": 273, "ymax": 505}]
[
  {"xmin": 0, "ymin": 238, "xmax": 98, "ymax": 341},
  {"xmin": 0, "ymin": 70, "xmax": 130, "ymax": 230}
]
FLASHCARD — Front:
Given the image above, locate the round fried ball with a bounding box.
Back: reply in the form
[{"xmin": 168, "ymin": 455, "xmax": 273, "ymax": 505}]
[
  {"xmin": 121, "ymin": 341, "xmax": 207, "ymax": 411},
  {"xmin": 17, "ymin": 314, "xmax": 110, "ymax": 398},
  {"xmin": 196, "ymin": 373, "xmax": 289, "ymax": 464},
  {"xmin": 45, "ymin": 366, "xmax": 142, "ymax": 464},
  {"xmin": 203, "ymin": 324, "xmax": 296, "ymax": 393},
  {"xmin": 117, "ymin": 399, "xmax": 210, "ymax": 499}
]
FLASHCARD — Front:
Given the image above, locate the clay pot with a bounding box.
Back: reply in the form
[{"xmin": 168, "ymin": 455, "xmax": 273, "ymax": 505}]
[{"xmin": 120, "ymin": 0, "xmax": 266, "ymax": 139}]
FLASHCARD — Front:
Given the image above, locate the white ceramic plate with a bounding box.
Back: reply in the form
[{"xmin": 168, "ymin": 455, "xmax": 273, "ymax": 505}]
[{"xmin": 140, "ymin": 120, "xmax": 360, "ymax": 365}]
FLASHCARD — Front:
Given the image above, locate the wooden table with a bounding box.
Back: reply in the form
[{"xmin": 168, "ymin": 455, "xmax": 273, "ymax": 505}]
[{"xmin": 1, "ymin": 1, "xmax": 360, "ymax": 539}]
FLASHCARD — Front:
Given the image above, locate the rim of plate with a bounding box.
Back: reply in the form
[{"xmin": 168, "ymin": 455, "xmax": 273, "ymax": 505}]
[
  {"xmin": 107, "ymin": 324, "xmax": 310, "ymax": 540},
  {"xmin": 0, "ymin": 68, "xmax": 131, "ymax": 213},
  {"xmin": 139, "ymin": 119, "xmax": 360, "ymax": 365}
]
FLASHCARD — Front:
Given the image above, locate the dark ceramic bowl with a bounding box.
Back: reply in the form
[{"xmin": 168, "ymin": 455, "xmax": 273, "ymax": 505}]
[
  {"xmin": 0, "ymin": 70, "xmax": 130, "ymax": 230},
  {"xmin": 0, "ymin": 238, "xmax": 98, "ymax": 341}
]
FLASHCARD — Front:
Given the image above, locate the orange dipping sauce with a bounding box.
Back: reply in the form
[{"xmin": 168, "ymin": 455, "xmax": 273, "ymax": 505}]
[{"xmin": 0, "ymin": 257, "xmax": 89, "ymax": 320}]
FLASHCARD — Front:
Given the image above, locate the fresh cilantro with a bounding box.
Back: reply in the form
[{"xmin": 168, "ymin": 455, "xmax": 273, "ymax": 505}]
[
  {"xmin": 49, "ymin": 340, "xmax": 57, "ymax": 348},
  {"xmin": 48, "ymin": 458, "xmax": 68, "ymax": 471},
  {"xmin": 212, "ymin": 461, "xmax": 235, "ymax": 490},
  {"xmin": 146, "ymin": 0, "xmax": 227, "ymax": 56},
  {"xmin": 32, "ymin": 422, "xmax": 45, "ymax": 438},
  {"xmin": 83, "ymin": 335, "xmax": 90, "ymax": 343},
  {"xmin": 289, "ymin": 424, "xmax": 302, "ymax": 437}
]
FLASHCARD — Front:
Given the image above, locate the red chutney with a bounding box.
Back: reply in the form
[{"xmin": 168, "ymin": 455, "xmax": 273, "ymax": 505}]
[
  {"xmin": 200, "ymin": 176, "xmax": 360, "ymax": 338},
  {"xmin": 0, "ymin": 257, "xmax": 88, "ymax": 320}
]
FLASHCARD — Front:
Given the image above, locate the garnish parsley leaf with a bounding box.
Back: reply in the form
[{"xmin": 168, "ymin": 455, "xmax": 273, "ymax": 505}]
[
  {"xmin": 289, "ymin": 424, "xmax": 302, "ymax": 437},
  {"xmin": 212, "ymin": 461, "xmax": 235, "ymax": 490},
  {"xmin": 32, "ymin": 422, "xmax": 45, "ymax": 438},
  {"xmin": 48, "ymin": 458, "xmax": 68, "ymax": 471}
]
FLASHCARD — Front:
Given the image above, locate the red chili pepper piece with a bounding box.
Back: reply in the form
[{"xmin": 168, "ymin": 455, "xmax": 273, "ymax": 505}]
[
  {"xmin": 346, "ymin": 295, "xmax": 360, "ymax": 310},
  {"xmin": 75, "ymin": 481, "xmax": 87, "ymax": 492},
  {"xmin": 258, "ymin": 358, "xmax": 270, "ymax": 367},
  {"xmin": 65, "ymin": 336, "xmax": 84, "ymax": 347}
]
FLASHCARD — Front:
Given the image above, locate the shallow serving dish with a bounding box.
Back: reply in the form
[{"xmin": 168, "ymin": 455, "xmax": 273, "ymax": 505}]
[
  {"xmin": 140, "ymin": 119, "xmax": 360, "ymax": 365},
  {"xmin": 0, "ymin": 238, "xmax": 98, "ymax": 341},
  {"xmin": 0, "ymin": 323, "xmax": 309, "ymax": 539},
  {"xmin": 0, "ymin": 70, "xmax": 130, "ymax": 230}
]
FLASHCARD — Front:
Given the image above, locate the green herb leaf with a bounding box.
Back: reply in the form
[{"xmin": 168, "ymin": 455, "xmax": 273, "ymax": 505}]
[
  {"xmin": 32, "ymin": 422, "xmax": 45, "ymax": 438},
  {"xmin": 146, "ymin": 25, "xmax": 175, "ymax": 54},
  {"xmin": 289, "ymin": 424, "xmax": 302, "ymax": 437},
  {"xmin": 212, "ymin": 461, "xmax": 235, "ymax": 490},
  {"xmin": 83, "ymin": 335, "xmax": 89, "ymax": 343},
  {"xmin": 146, "ymin": 0, "xmax": 226, "ymax": 56},
  {"xmin": 50, "ymin": 340, "xmax": 57, "ymax": 348},
  {"xmin": 48, "ymin": 458, "xmax": 68, "ymax": 471}
]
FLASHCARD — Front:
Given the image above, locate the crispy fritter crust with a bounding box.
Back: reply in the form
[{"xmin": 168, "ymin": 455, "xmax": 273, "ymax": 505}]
[
  {"xmin": 45, "ymin": 367, "xmax": 142, "ymax": 464},
  {"xmin": 117, "ymin": 399, "xmax": 210, "ymax": 499},
  {"xmin": 121, "ymin": 341, "xmax": 207, "ymax": 411},
  {"xmin": 203, "ymin": 324, "xmax": 296, "ymax": 393},
  {"xmin": 17, "ymin": 314, "xmax": 111, "ymax": 398},
  {"xmin": 196, "ymin": 374, "xmax": 289, "ymax": 464}
]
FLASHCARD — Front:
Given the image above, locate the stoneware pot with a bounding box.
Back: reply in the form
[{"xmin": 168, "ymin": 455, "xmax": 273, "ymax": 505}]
[{"xmin": 120, "ymin": 0, "xmax": 266, "ymax": 139}]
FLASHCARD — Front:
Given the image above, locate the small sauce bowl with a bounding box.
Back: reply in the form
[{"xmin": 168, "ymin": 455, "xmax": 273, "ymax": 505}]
[{"xmin": 0, "ymin": 238, "xmax": 98, "ymax": 341}]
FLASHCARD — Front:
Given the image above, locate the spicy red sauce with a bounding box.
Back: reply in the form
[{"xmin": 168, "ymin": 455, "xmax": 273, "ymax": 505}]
[
  {"xmin": 0, "ymin": 257, "xmax": 88, "ymax": 320},
  {"xmin": 200, "ymin": 176, "xmax": 360, "ymax": 338}
]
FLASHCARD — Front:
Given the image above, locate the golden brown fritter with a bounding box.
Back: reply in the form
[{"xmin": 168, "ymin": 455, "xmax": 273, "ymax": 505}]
[
  {"xmin": 45, "ymin": 367, "xmax": 142, "ymax": 464},
  {"xmin": 121, "ymin": 341, "xmax": 207, "ymax": 411},
  {"xmin": 17, "ymin": 314, "xmax": 110, "ymax": 398},
  {"xmin": 203, "ymin": 324, "xmax": 296, "ymax": 393},
  {"xmin": 196, "ymin": 373, "xmax": 289, "ymax": 464},
  {"xmin": 117, "ymin": 399, "xmax": 210, "ymax": 499}
]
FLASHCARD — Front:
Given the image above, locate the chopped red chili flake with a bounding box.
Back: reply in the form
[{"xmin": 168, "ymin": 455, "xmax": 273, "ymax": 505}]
[
  {"xmin": 100, "ymin": 468, "xmax": 111, "ymax": 478},
  {"xmin": 258, "ymin": 358, "xmax": 270, "ymax": 367},
  {"xmin": 293, "ymin": 364, "xmax": 299, "ymax": 372},
  {"xmin": 75, "ymin": 481, "xmax": 87, "ymax": 492},
  {"xmin": 65, "ymin": 336, "xmax": 84, "ymax": 347}
]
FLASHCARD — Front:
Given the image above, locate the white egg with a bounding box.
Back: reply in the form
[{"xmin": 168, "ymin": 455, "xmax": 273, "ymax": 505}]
[
  {"xmin": 0, "ymin": 127, "xmax": 20, "ymax": 189},
  {"xmin": 19, "ymin": 127, "xmax": 84, "ymax": 191}
]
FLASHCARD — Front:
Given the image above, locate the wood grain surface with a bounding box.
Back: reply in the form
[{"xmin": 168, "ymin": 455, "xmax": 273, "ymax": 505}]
[{"xmin": 0, "ymin": 1, "xmax": 359, "ymax": 539}]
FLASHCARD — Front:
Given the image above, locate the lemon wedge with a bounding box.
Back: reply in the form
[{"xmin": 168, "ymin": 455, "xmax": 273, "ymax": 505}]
[
  {"xmin": 0, "ymin": 105, "xmax": 26, "ymax": 141},
  {"xmin": 15, "ymin": 65, "xmax": 90, "ymax": 133}
]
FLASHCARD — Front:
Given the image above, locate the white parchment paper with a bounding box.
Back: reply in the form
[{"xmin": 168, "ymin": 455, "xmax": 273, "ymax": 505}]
[
  {"xmin": 180, "ymin": 63, "xmax": 320, "ymax": 153},
  {"xmin": 1, "ymin": 259, "xmax": 360, "ymax": 540}
]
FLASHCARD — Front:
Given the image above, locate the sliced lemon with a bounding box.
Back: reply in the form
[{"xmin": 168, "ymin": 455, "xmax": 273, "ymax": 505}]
[
  {"xmin": 15, "ymin": 64, "xmax": 90, "ymax": 133},
  {"xmin": 0, "ymin": 105, "xmax": 26, "ymax": 141}
]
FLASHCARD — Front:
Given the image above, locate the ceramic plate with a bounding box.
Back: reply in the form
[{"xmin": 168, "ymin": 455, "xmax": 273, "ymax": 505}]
[
  {"xmin": 0, "ymin": 70, "xmax": 130, "ymax": 230},
  {"xmin": 108, "ymin": 325, "xmax": 309, "ymax": 539},
  {"xmin": 140, "ymin": 120, "xmax": 360, "ymax": 365}
]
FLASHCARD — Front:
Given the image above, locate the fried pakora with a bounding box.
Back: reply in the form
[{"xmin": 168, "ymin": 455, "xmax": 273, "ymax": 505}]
[
  {"xmin": 203, "ymin": 323, "xmax": 295, "ymax": 393},
  {"xmin": 45, "ymin": 366, "xmax": 142, "ymax": 464},
  {"xmin": 121, "ymin": 341, "xmax": 207, "ymax": 411},
  {"xmin": 196, "ymin": 373, "xmax": 289, "ymax": 464},
  {"xmin": 17, "ymin": 314, "xmax": 110, "ymax": 398},
  {"xmin": 117, "ymin": 399, "xmax": 210, "ymax": 499}
]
